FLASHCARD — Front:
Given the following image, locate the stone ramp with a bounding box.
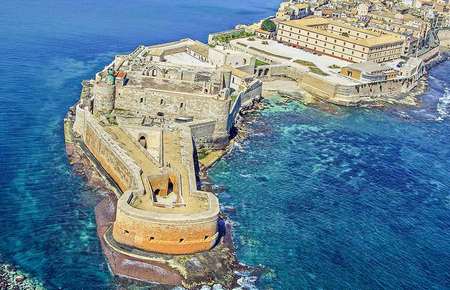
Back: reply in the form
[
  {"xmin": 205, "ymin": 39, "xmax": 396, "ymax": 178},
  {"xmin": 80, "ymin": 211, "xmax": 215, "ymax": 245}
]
[{"xmin": 105, "ymin": 126, "xmax": 161, "ymax": 177}]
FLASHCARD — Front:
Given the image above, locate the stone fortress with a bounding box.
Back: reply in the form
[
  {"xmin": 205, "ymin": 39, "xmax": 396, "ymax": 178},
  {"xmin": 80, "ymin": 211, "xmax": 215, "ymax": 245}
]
[{"xmin": 70, "ymin": 38, "xmax": 262, "ymax": 255}]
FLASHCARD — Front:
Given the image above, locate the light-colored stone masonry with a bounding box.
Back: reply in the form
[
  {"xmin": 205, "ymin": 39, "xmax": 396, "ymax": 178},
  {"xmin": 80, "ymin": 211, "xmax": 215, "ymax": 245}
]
[
  {"xmin": 74, "ymin": 105, "xmax": 220, "ymax": 254},
  {"xmin": 72, "ymin": 38, "xmax": 262, "ymax": 255}
]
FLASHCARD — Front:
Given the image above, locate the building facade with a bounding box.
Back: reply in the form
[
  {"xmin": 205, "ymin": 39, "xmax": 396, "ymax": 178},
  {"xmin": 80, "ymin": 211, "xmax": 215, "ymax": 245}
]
[{"xmin": 276, "ymin": 17, "xmax": 405, "ymax": 63}]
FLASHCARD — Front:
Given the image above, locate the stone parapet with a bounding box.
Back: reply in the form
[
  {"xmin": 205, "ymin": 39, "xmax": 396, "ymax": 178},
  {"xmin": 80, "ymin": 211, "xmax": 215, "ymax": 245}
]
[{"xmin": 74, "ymin": 106, "xmax": 220, "ymax": 255}]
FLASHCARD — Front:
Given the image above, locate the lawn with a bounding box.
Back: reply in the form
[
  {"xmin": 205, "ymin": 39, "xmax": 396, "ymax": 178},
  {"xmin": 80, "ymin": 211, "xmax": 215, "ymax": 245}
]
[
  {"xmin": 255, "ymin": 59, "xmax": 269, "ymax": 67},
  {"xmin": 294, "ymin": 59, "xmax": 329, "ymax": 76}
]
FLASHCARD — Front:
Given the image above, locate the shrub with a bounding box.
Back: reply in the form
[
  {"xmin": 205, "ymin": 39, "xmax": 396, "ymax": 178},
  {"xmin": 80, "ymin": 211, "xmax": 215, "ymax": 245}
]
[{"xmin": 261, "ymin": 19, "xmax": 276, "ymax": 32}]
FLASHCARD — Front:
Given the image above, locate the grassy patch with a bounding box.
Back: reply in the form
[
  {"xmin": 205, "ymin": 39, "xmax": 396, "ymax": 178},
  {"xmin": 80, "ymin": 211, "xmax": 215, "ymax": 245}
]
[
  {"xmin": 310, "ymin": 67, "xmax": 329, "ymax": 76},
  {"xmin": 294, "ymin": 59, "xmax": 329, "ymax": 76},
  {"xmin": 255, "ymin": 59, "xmax": 269, "ymax": 67},
  {"xmin": 328, "ymin": 64, "xmax": 341, "ymax": 69},
  {"xmin": 212, "ymin": 30, "xmax": 255, "ymax": 44},
  {"xmin": 197, "ymin": 148, "xmax": 209, "ymax": 160}
]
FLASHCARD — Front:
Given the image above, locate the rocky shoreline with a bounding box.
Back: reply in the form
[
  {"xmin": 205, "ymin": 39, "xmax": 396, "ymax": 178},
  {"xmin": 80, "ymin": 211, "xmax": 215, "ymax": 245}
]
[{"xmin": 0, "ymin": 263, "xmax": 45, "ymax": 290}]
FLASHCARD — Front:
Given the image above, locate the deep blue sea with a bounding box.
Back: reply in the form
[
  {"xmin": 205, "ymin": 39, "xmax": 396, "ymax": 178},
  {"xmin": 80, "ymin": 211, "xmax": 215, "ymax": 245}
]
[{"xmin": 0, "ymin": 0, "xmax": 449, "ymax": 289}]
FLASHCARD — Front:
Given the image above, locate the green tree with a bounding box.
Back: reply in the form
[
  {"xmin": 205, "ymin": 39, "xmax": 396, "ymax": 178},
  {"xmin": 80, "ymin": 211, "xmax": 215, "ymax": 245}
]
[{"xmin": 261, "ymin": 19, "xmax": 276, "ymax": 32}]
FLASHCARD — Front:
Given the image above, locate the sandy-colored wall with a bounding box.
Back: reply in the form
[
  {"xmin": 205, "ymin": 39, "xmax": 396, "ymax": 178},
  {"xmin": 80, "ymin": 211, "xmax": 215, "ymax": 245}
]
[
  {"xmin": 74, "ymin": 107, "xmax": 220, "ymax": 254},
  {"xmin": 300, "ymin": 73, "xmax": 337, "ymax": 98},
  {"xmin": 81, "ymin": 112, "xmax": 143, "ymax": 194},
  {"xmin": 113, "ymin": 197, "xmax": 219, "ymax": 254},
  {"xmin": 115, "ymin": 86, "xmax": 230, "ymax": 140}
]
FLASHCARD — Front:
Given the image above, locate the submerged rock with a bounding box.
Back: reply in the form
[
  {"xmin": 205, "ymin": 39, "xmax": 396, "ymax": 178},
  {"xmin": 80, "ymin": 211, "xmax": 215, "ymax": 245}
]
[
  {"xmin": 0, "ymin": 263, "xmax": 44, "ymax": 290},
  {"xmin": 14, "ymin": 275, "xmax": 25, "ymax": 283}
]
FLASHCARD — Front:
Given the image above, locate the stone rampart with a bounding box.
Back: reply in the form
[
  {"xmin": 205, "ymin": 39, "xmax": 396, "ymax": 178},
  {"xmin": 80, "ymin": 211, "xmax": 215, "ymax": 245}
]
[
  {"xmin": 300, "ymin": 74, "xmax": 337, "ymax": 99},
  {"xmin": 76, "ymin": 107, "xmax": 144, "ymax": 193},
  {"xmin": 227, "ymin": 80, "xmax": 262, "ymax": 131},
  {"xmin": 112, "ymin": 126, "xmax": 220, "ymax": 254},
  {"xmin": 262, "ymin": 64, "xmax": 305, "ymax": 80},
  {"xmin": 418, "ymin": 46, "xmax": 440, "ymax": 64},
  {"xmin": 115, "ymin": 86, "xmax": 230, "ymax": 144},
  {"xmin": 300, "ymin": 71, "xmax": 423, "ymax": 105},
  {"xmin": 187, "ymin": 120, "xmax": 216, "ymax": 146},
  {"xmin": 74, "ymin": 106, "xmax": 220, "ymax": 255}
]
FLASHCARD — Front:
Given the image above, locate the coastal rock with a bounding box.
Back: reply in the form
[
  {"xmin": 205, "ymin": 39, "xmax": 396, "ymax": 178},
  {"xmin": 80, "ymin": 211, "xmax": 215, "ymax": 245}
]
[
  {"xmin": 212, "ymin": 284, "xmax": 225, "ymax": 290},
  {"xmin": 15, "ymin": 275, "xmax": 26, "ymax": 283},
  {"xmin": 0, "ymin": 264, "xmax": 44, "ymax": 290}
]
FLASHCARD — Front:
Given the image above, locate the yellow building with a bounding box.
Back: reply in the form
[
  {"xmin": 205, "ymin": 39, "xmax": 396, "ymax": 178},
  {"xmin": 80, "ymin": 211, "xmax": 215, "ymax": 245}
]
[{"xmin": 276, "ymin": 17, "xmax": 405, "ymax": 63}]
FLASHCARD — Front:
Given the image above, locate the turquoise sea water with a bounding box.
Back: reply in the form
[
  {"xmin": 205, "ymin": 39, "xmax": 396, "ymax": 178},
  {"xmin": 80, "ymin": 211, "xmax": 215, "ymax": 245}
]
[
  {"xmin": 1, "ymin": 0, "xmax": 450, "ymax": 289},
  {"xmin": 210, "ymin": 61, "xmax": 450, "ymax": 289}
]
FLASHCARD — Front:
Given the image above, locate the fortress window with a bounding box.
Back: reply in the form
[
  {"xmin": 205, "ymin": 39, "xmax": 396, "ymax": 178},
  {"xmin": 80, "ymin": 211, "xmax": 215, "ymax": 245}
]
[
  {"xmin": 160, "ymin": 99, "xmax": 164, "ymax": 105},
  {"xmin": 204, "ymin": 235, "xmax": 209, "ymax": 240},
  {"xmin": 149, "ymin": 237, "xmax": 155, "ymax": 241},
  {"xmin": 140, "ymin": 98, "xmax": 143, "ymax": 103},
  {"xmin": 180, "ymin": 103, "xmax": 184, "ymax": 109},
  {"xmin": 179, "ymin": 238, "xmax": 184, "ymax": 243}
]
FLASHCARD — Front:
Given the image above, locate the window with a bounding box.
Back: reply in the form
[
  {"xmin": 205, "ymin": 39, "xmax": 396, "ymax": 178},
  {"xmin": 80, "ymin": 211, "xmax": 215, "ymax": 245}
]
[
  {"xmin": 204, "ymin": 235, "xmax": 209, "ymax": 240},
  {"xmin": 149, "ymin": 237, "xmax": 155, "ymax": 241},
  {"xmin": 160, "ymin": 99, "xmax": 164, "ymax": 105},
  {"xmin": 180, "ymin": 103, "xmax": 184, "ymax": 109},
  {"xmin": 179, "ymin": 238, "xmax": 184, "ymax": 243},
  {"xmin": 140, "ymin": 97, "xmax": 143, "ymax": 103}
]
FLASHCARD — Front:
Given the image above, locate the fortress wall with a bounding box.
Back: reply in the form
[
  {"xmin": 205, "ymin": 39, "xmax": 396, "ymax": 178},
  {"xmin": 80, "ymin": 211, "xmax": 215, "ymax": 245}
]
[
  {"xmin": 73, "ymin": 105, "xmax": 86, "ymax": 137},
  {"xmin": 115, "ymin": 87, "xmax": 230, "ymax": 140},
  {"xmin": 418, "ymin": 46, "xmax": 440, "ymax": 64},
  {"xmin": 188, "ymin": 120, "xmax": 216, "ymax": 146},
  {"xmin": 113, "ymin": 202, "xmax": 219, "ymax": 254},
  {"xmin": 112, "ymin": 127, "xmax": 220, "ymax": 254},
  {"xmin": 227, "ymin": 80, "xmax": 262, "ymax": 131},
  {"xmin": 228, "ymin": 94, "xmax": 242, "ymax": 131},
  {"xmin": 75, "ymin": 107, "xmax": 144, "ymax": 194},
  {"xmin": 74, "ymin": 106, "xmax": 220, "ymax": 254},
  {"xmin": 268, "ymin": 65, "xmax": 306, "ymax": 80},
  {"xmin": 300, "ymin": 73, "xmax": 338, "ymax": 99},
  {"xmin": 300, "ymin": 72, "xmax": 421, "ymax": 103},
  {"xmin": 93, "ymin": 82, "xmax": 115, "ymax": 115},
  {"xmin": 240, "ymin": 80, "xmax": 263, "ymax": 104}
]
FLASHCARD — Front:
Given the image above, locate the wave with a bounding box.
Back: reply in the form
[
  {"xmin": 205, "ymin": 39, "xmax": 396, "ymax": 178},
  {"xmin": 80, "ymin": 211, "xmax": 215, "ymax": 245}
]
[{"xmin": 436, "ymin": 87, "xmax": 450, "ymax": 121}]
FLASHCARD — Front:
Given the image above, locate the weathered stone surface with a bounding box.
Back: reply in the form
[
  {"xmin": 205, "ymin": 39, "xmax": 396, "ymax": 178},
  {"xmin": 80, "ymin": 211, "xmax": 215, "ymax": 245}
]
[{"xmin": 14, "ymin": 275, "xmax": 25, "ymax": 283}]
